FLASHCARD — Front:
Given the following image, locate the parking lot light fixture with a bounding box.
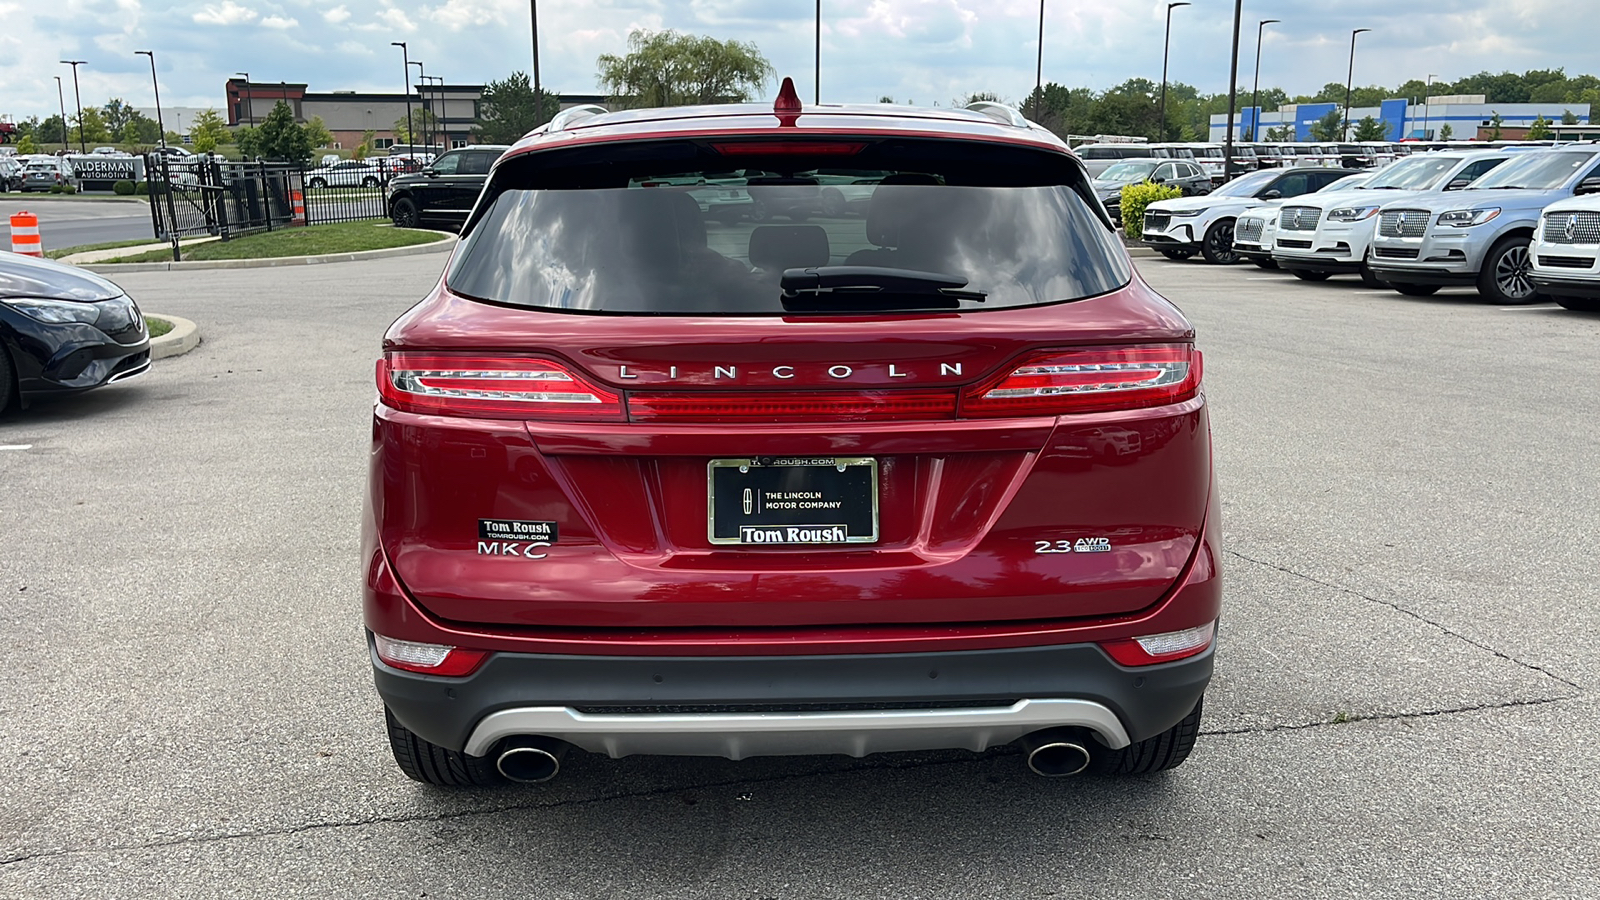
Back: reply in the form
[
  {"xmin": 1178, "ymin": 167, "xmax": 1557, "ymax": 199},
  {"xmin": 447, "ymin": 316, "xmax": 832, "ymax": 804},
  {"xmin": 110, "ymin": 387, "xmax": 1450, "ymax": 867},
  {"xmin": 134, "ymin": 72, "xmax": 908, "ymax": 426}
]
[
  {"xmin": 1222, "ymin": 0, "xmax": 1242, "ymax": 178},
  {"xmin": 60, "ymin": 60, "xmax": 87, "ymax": 154},
  {"xmin": 236, "ymin": 72, "xmax": 251, "ymax": 127},
  {"xmin": 392, "ymin": 42, "xmax": 413, "ymax": 157},
  {"xmin": 1423, "ymin": 73, "xmax": 1437, "ymax": 139},
  {"xmin": 1158, "ymin": 3, "xmax": 1191, "ymax": 141},
  {"xmin": 135, "ymin": 51, "xmax": 167, "ymax": 150},
  {"xmin": 1344, "ymin": 28, "xmax": 1372, "ymax": 141},
  {"xmin": 55, "ymin": 76, "xmax": 69, "ymax": 149},
  {"xmin": 1251, "ymin": 19, "xmax": 1280, "ymax": 142},
  {"xmin": 409, "ymin": 60, "xmax": 427, "ymax": 150}
]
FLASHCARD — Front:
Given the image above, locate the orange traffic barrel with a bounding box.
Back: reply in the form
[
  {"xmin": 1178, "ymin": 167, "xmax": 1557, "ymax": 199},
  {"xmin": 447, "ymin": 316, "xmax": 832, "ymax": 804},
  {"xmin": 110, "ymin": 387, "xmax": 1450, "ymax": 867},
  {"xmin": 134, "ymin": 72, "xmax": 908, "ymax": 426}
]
[
  {"xmin": 291, "ymin": 190, "xmax": 306, "ymax": 225},
  {"xmin": 9, "ymin": 211, "xmax": 42, "ymax": 257}
]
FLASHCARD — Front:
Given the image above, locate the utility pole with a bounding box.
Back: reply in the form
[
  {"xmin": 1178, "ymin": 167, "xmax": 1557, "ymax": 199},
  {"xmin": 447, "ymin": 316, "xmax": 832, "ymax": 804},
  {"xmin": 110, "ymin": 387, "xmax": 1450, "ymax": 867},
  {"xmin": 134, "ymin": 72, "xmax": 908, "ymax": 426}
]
[
  {"xmin": 1344, "ymin": 28, "xmax": 1372, "ymax": 141},
  {"xmin": 392, "ymin": 42, "xmax": 413, "ymax": 153},
  {"xmin": 236, "ymin": 72, "xmax": 252, "ymax": 127},
  {"xmin": 409, "ymin": 60, "xmax": 427, "ymax": 149},
  {"xmin": 1033, "ymin": 0, "xmax": 1045, "ymax": 121},
  {"xmin": 1222, "ymin": 1, "xmax": 1242, "ymax": 179},
  {"xmin": 55, "ymin": 76, "xmax": 69, "ymax": 149},
  {"xmin": 1423, "ymin": 73, "xmax": 1437, "ymax": 139},
  {"xmin": 815, "ymin": 0, "xmax": 822, "ymax": 104},
  {"xmin": 60, "ymin": 60, "xmax": 86, "ymax": 154},
  {"xmin": 135, "ymin": 51, "xmax": 167, "ymax": 149},
  {"xmin": 1159, "ymin": 3, "xmax": 1191, "ymax": 141},
  {"xmin": 530, "ymin": 0, "xmax": 544, "ymax": 124},
  {"xmin": 1250, "ymin": 19, "xmax": 1280, "ymax": 141}
]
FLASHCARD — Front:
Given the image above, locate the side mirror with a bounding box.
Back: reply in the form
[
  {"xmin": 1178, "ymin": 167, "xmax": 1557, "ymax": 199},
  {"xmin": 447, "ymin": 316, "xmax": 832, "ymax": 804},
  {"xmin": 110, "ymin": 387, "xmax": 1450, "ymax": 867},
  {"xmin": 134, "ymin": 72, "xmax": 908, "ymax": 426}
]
[
  {"xmin": 422, "ymin": 167, "xmax": 438, "ymax": 177},
  {"xmin": 1576, "ymin": 177, "xmax": 1600, "ymax": 196},
  {"xmin": 1444, "ymin": 179, "xmax": 1472, "ymax": 191},
  {"xmin": 1260, "ymin": 189, "xmax": 1282, "ymax": 200},
  {"xmin": 1152, "ymin": 176, "xmax": 1167, "ymax": 184}
]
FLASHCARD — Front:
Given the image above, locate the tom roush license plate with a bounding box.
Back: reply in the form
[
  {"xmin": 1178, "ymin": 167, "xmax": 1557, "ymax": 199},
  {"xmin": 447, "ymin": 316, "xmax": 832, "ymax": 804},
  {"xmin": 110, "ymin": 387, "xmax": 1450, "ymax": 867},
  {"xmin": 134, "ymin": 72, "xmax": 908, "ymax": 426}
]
[{"xmin": 708, "ymin": 457, "xmax": 878, "ymax": 545}]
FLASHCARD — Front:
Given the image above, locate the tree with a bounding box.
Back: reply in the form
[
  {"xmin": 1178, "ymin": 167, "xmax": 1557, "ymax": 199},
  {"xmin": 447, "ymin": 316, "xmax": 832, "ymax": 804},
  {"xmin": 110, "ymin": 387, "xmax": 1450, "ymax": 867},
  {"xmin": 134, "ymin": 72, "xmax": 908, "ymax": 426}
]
[
  {"xmin": 1527, "ymin": 115, "xmax": 1552, "ymax": 140},
  {"xmin": 353, "ymin": 130, "xmax": 375, "ymax": 160},
  {"xmin": 103, "ymin": 98, "xmax": 137, "ymax": 133},
  {"xmin": 72, "ymin": 108, "xmax": 112, "ymax": 144},
  {"xmin": 120, "ymin": 121, "xmax": 142, "ymax": 146},
  {"xmin": 303, "ymin": 116, "xmax": 333, "ymax": 150},
  {"xmin": 235, "ymin": 125, "xmax": 261, "ymax": 158},
  {"xmin": 255, "ymin": 100, "xmax": 313, "ymax": 165},
  {"xmin": 1353, "ymin": 115, "xmax": 1387, "ymax": 141},
  {"xmin": 16, "ymin": 135, "xmax": 37, "ymax": 154},
  {"xmin": 1265, "ymin": 125, "xmax": 1295, "ymax": 142},
  {"xmin": 1439, "ymin": 123, "xmax": 1454, "ymax": 140},
  {"xmin": 38, "ymin": 114, "xmax": 67, "ymax": 146},
  {"xmin": 1563, "ymin": 109, "xmax": 1580, "ymax": 125},
  {"xmin": 474, "ymin": 71, "xmax": 559, "ymax": 143},
  {"xmin": 1309, "ymin": 109, "xmax": 1343, "ymax": 142},
  {"xmin": 189, "ymin": 108, "xmax": 230, "ymax": 153},
  {"xmin": 1487, "ymin": 110, "xmax": 1503, "ymax": 141},
  {"xmin": 596, "ymin": 29, "xmax": 773, "ymax": 108},
  {"xmin": 391, "ymin": 108, "xmax": 439, "ymax": 145}
]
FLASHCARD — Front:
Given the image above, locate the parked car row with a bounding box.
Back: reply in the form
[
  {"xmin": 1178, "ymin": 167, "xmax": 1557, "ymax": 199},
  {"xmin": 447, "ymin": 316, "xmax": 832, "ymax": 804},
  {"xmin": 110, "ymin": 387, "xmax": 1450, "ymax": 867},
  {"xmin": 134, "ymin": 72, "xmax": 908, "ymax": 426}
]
[{"xmin": 1145, "ymin": 144, "xmax": 1600, "ymax": 311}]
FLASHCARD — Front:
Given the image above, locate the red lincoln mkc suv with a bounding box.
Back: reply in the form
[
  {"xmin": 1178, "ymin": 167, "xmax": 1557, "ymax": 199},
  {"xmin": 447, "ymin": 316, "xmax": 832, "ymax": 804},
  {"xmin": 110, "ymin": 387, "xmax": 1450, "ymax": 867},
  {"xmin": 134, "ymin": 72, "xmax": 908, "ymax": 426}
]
[{"xmin": 364, "ymin": 82, "xmax": 1221, "ymax": 786}]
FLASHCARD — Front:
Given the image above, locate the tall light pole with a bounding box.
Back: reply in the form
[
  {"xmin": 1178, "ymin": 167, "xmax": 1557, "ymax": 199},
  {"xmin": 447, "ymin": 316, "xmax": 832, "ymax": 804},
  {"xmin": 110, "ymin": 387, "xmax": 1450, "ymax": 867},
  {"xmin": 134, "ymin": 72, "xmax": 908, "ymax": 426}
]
[
  {"xmin": 236, "ymin": 72, "xmax": 252, "ymax": 127},
  {"xmin": 1031, "ymin": 0, "xmax": 1047, "ymax": 121},
  {"xmin": 815, "ymin": 0, "xmax": 822, "ymax": 104},
  {"xmin": 425, "ymin": 76, "xmax": 446, "ymax": 148},
  {"xmin": 1344, "ymin": 28, "xmax": 1372, "ymax": 141},
  {"xmin": 1158, "ymin": 2, "xmax": 1191, "ymax": 141},
  {"xmin": 1423, "ymin": 73, "xmax": 1437, "ymax": 139},
  {"xmin": 134, "ymin": 50, "xmax": 167, "ymax": 149},
  {"xmin": 55, "ymin": 76, "xmax": 69, "ymax": 150},
  {"xmin": 529, "ymin": 0, "xmax": 543, "ymax": 123},
  {"xmin": 409, "ymin": 60, "xmax": 427, "ymax": 149},
  {"xmin": 60, "ymin": 60, "xmax": 86, "ymax": 154},
  {"xmin": 1222, "ymin": 0, "xmax": 1242, "ymax": 178},
  {"xmin": 392, "ymin": 41, "xmax": 413, "ymax": 153},
  {"xmin": 1250, "ymin": 19, "xmax": 1280, "ymax": 141}
]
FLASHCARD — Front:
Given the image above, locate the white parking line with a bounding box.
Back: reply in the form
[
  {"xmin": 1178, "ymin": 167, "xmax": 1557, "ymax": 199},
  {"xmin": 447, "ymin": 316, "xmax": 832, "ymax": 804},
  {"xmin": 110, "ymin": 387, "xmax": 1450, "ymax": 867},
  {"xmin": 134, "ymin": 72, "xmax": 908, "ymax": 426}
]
[
  {"xmin": 0, "ymin": 444, "xmax": 33, "ymax": 451},
  {"xmin": 1499, "ymin": 305, "xmax": 1559, "ymax": 310}
]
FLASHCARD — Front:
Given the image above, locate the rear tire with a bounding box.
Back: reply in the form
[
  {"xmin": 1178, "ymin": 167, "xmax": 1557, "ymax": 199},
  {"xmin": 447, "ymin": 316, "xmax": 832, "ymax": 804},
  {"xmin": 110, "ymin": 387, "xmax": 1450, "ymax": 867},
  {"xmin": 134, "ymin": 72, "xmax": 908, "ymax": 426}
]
[
  {"xmin": 1159, "ymin": 249, "xmax": 1195, "ymax": 261},
  {"xmin": 362, "ymin": 176, "xmax": 380, "ymax": 188},
  {"xmin": 821, "ymin": 187, "xmax": 847, "ymax": 217},
  {"xmin": 1392, "ymin": 283, "xmax": 1440, "ymax": 297},
  {"xmin": 1200, "ymin": 220, "xmax": 1240, "ymax": 264},
  {"xmin": 1253, "ymin": 259, "xmax": 1278, "ymax": 270},
  {"xmin": 309, "ymin": 177, "xmax": 328, "ymax": 189},
  {"xmin": 1553, "ymin": 295, "xmax": 1600, "ymax": 312},
  {"xmin": 385, "ymin": 707, "xmax": 504, "ymax": 787},
  {"xmin": 1290, "ymin": 269, "xmax": 1331, "ymax": 282},
  {"xmin": 1089, "ymin": 696, "xmax": 1204, "ymax": 776},
  {"xmin": 1359, "ymin": 262, "xmax": 1387, "ymax": 288},
  {"xmin": 1477, "ymin": 235, "xmax": 1539, "ymax": 304},
  {"xmin": 0, "ymin": 343, "xmax": 14, "ymax": 415}
]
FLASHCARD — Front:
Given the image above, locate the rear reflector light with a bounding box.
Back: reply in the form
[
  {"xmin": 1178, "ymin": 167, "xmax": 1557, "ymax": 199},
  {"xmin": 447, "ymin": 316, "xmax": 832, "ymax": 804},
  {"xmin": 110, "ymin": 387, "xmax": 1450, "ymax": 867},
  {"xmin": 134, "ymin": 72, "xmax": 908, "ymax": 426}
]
[
  {"xmin": 373, "ymin": 634, "xmax": 490, "ymax": 677},
  {"xmin": 628, "ymin": 390, "xmax": 957, "ymax": 423},
  {"xmin": 962, "ymin": 344, "xmax": 1201, "ymax": 417},
  {"xmin": 378, "ymin": 353, "xmax": 623, "ymax": 421},
  {"xmin": 1100, "ymin": 621, "xmax": 1216, "ymax": 667},
  {"xmin": 710, "ymin": 141, "xmax": 867, "ymax": 156}
]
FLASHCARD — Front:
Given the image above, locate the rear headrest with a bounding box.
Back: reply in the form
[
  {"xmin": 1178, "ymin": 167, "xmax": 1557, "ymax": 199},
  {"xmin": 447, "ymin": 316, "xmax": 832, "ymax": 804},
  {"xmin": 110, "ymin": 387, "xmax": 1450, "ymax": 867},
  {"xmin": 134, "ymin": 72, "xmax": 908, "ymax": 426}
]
[
  {"xmin": 749, "ymin": 225, "xmax": 830, "ymax": 271},
  {"xmin": 619, "ymin": 190, "xmax": 709, "ymax": 269},
  {"xmin": 865, "ymin": 174, "xmax": 941, "ymax": 248}
]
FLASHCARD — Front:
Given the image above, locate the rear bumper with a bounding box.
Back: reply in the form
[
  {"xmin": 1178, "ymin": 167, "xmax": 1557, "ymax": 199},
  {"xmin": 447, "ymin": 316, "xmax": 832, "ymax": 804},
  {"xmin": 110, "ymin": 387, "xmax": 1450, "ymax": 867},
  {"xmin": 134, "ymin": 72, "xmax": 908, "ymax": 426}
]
[{"xmin": 373, "ymin": 637, "xmax": 1214, "ymax": 757}]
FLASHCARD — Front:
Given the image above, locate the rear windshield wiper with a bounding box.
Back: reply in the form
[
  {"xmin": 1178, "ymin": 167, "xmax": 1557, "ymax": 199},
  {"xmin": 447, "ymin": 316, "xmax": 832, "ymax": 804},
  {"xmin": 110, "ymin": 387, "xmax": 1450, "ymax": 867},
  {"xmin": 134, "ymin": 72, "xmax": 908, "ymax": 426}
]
[{"xmin": 779, "ymin": 266, "xmax": 988, "ymax": 311}]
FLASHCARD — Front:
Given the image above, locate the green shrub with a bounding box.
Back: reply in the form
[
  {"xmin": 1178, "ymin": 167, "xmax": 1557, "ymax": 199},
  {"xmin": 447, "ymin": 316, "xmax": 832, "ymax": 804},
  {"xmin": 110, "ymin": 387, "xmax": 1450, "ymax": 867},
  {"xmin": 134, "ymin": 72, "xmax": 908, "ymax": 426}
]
[
  {"xmin": 49, "ymin": 183, "xmax": 77, "ymax": 194},
  {"xmin": 134, "ymin": 182, "xmax": 149, "ymax": 195},
  {"xmin": 113, "ymin": 180, "xmax": 137, "ymax": 195},
  {"xmin": 1120, "ymin": 182, "xmax": 1183, "ymax": 240}
]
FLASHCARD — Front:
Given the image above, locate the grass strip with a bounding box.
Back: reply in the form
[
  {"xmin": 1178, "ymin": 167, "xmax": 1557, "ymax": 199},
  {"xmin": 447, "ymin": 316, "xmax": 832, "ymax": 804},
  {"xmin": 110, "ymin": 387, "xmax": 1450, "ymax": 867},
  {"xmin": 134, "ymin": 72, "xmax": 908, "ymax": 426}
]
[{"xmin": 100, "ymin": 221, "xmax": 442, "ymax": 263}]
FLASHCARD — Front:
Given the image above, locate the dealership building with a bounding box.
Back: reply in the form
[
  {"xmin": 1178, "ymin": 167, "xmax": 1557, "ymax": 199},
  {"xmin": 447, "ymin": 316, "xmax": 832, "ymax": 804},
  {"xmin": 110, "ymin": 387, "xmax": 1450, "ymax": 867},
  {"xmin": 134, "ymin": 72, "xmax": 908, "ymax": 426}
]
[
  {"xmin": 223, "ymin": 80, "xmax": 605, "ymax": 152},
  {"xmin": 1210, "ymin": 95, "xmax": 1591, "ymax": 141}
]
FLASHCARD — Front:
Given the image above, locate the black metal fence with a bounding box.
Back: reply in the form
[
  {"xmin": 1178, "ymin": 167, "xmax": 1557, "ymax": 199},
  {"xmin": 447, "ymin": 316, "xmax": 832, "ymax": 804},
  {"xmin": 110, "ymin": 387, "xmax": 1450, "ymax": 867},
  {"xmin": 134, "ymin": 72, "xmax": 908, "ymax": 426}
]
[{"xmin": 144, "ymin": 154, "xmax": 393, "ymax": 257}]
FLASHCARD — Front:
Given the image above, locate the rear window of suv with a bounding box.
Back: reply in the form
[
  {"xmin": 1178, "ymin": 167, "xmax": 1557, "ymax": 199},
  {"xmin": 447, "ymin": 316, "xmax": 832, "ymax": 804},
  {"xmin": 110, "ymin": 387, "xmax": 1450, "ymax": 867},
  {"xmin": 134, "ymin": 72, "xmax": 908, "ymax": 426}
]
[{"xmin": 447, "ymin": 138, "xmax": 1131, "ymax": 315}]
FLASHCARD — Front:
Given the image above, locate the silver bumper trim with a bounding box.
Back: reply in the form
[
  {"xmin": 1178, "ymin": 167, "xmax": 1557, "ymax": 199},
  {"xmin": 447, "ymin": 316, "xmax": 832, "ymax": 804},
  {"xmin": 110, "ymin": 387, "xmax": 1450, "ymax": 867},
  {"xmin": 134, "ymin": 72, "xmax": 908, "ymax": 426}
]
[{"xmin": 463, "ymin": 698, "xmax": 1132, "ymax": 760}]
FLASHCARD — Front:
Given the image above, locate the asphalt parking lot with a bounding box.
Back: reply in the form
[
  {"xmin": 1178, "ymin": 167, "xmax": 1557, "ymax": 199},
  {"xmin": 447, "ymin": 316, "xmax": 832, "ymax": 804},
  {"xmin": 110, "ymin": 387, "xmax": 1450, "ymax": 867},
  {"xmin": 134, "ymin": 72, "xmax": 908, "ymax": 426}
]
[
  {"xmin": 1, "ymin": 251, "xmax": 1597, "ymax": 898},
  {"xmin": 0, "ymin": 197, "xmax": 156, "ymax": 249}
]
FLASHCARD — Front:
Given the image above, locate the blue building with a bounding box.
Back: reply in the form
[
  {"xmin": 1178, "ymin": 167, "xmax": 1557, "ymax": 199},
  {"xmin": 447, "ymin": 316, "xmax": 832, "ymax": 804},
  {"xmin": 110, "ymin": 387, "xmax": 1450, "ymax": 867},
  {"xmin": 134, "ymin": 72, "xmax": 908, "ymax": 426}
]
[{"xmin": 1210, "ymin": 95, "xmax": 1589, "ymax": 141}]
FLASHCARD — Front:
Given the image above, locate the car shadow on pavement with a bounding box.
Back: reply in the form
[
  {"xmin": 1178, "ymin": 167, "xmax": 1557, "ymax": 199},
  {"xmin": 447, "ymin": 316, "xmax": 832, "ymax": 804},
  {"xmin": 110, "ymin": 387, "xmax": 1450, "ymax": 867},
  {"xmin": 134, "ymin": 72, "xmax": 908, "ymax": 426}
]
[{"xmin": 0, "ymin": 382, "xmax": 150, "ymax": 427}]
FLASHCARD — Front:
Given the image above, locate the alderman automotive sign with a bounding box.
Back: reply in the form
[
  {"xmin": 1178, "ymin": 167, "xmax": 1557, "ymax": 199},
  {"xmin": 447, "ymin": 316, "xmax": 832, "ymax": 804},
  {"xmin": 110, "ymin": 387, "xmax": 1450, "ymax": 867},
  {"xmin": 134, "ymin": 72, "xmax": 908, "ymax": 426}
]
[{"xmin": 66, "ymin": 155, "xmax": 145, "ymax": 186}]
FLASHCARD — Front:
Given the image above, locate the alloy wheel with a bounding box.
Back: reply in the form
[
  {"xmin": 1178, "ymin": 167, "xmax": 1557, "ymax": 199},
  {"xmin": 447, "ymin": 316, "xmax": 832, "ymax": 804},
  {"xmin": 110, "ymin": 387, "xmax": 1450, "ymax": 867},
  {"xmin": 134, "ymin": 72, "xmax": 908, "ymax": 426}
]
[{"xmin": 1494, "ymin": 245, "xmax": 1536, "ymax": 301}]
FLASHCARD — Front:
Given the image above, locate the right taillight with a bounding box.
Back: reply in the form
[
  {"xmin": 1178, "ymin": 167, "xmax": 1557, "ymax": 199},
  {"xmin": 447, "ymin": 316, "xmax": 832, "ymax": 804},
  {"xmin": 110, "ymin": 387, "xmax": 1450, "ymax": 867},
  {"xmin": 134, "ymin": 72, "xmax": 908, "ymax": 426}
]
[
  {"xmin": 377, "ymin": 353, "xmax": 624, "ymax": 421},
  {"xmin": 961, "ymin": 344, "xmax": 1201, "ymax": 417}
]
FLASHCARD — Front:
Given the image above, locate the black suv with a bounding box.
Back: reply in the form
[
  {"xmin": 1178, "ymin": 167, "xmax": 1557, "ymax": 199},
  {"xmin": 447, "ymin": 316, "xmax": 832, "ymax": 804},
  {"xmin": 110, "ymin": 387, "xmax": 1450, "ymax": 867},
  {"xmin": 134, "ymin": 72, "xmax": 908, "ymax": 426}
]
[{"xmin": 388, "ymin": 145, "xmax": 511, "ymax": 231}]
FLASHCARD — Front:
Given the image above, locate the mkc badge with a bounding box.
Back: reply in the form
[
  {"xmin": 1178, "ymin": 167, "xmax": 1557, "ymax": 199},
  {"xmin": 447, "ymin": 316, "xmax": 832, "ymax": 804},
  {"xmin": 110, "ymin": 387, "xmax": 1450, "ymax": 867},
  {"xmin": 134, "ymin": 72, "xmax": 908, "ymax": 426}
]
[{"xmin": 1567, "ymin": 214, "xmax": 1579, "ymax": 241}]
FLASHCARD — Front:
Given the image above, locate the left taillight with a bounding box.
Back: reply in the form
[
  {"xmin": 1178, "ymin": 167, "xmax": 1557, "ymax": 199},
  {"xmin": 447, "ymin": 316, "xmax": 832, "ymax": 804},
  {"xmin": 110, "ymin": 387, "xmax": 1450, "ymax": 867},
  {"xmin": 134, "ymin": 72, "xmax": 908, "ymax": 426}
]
[
  {"xmin": 377, "ymin": 353, "xmax": 624, "ymax": 421},
  {"xmin": 373, "ymin": 634, "xmax": 490, "ymax": 677},
  {"xmin": 961, "ymin": 344, "xmax": 1201, "ymax": 417}
]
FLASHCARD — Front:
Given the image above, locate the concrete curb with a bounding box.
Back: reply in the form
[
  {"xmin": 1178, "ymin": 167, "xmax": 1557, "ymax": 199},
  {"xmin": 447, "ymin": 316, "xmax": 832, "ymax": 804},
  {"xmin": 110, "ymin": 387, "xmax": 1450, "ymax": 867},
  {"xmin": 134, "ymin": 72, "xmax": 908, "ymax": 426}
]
[
  {"xmin": 147, "ymin": 315, "xmax": 200, "ymax": 360},
  {"xmin": 81, "ymin": 230, "xmax": 456, "ymax": 274}
]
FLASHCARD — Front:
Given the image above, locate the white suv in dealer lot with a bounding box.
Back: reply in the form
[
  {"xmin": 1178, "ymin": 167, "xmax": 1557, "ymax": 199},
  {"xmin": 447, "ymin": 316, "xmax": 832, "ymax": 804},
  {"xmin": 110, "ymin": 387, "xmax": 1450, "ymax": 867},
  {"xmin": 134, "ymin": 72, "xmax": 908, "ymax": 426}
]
[
  {"xmin": 1529, "ymin": 189, "xmax": 1600, "ymax": 311},
  {"xmin": 1271, "ymin": 150, "xmax": 1511, "ymax": 286},
  {"xmin": 1368, "ymin": 147, "xmax": 1600, "ymax": 302}
]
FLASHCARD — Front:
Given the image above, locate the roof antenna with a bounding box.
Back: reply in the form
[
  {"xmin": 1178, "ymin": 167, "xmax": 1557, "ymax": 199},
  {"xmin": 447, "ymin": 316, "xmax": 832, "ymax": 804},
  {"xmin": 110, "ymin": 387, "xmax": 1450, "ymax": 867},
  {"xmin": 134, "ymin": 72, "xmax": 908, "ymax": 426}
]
[{"xmin": 774, "ymin": 76, "xmax": 802, "ymax": 127}]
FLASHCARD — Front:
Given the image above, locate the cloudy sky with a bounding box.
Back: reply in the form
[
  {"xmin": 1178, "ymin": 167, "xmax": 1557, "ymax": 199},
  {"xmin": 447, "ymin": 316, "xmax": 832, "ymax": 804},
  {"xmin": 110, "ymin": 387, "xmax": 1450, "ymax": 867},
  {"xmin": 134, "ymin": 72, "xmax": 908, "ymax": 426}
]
[{"xmin": 1, "ymin": 0, "xmax": 1591, "ymax": 120}]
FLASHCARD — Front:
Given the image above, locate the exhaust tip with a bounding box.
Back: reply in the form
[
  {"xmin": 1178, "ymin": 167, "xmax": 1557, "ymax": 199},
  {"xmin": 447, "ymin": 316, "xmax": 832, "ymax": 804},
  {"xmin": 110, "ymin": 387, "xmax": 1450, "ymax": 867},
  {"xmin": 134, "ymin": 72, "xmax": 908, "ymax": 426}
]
[
  {"xmin": 1025, "ymin": 740, "xmax": 1091, "ymax": 778},
  {"xmin": 495, "ymin": 738, "xmax": 566, "ymax": 783}
]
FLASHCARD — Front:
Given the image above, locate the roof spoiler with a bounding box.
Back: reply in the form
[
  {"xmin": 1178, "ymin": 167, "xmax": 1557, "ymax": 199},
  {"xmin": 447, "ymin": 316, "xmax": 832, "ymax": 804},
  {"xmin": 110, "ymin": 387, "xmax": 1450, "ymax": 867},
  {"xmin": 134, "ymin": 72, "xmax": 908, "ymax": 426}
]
[
  {"xmin": 544, "ymin": 104, "xmax": 609, "ymax": 134},
  {"xmin": 965, "ymin": 101, "xmax": 1031, "ymax": 129}
]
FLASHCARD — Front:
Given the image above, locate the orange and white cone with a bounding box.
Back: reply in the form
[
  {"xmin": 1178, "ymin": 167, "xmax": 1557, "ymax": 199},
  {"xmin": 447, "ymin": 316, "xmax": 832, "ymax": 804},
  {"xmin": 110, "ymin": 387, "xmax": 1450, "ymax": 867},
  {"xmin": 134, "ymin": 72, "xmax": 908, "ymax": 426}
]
[
  {"xmin": 291, "ymin": 190, "xmax": 306, "ymax": 226},
  {"xmin": 9, "ymin": 211, "xmax": 42, "ymax": 257}
]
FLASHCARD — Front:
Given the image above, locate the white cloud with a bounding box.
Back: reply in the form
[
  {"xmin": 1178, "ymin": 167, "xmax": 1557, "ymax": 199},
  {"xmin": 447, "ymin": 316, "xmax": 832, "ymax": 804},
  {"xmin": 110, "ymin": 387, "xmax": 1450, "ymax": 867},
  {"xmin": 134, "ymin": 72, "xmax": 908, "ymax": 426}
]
[
  {"xmin": 192, "ymin": 1, "xmax": 259, "ymax": 25},
  {"xmin": 261, "ymin": 14, "xmax": 298, "ymax": 28},
  {"xmin": 322, "ymin": 5, "xmax": 350, "ymax": 24}
]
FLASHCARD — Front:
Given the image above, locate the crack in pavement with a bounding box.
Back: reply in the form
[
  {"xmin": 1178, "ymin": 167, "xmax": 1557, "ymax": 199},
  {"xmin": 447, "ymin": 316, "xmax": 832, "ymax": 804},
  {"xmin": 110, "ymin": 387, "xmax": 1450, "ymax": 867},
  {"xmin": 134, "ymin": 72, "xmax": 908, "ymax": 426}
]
[
  {"xmin": 0, "ymin": 693, "xmax": 1582, "ymax": 870},
  {"xmin": 1225, "ymin": 549, "xmax": 1584, "ymax": 692}
]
